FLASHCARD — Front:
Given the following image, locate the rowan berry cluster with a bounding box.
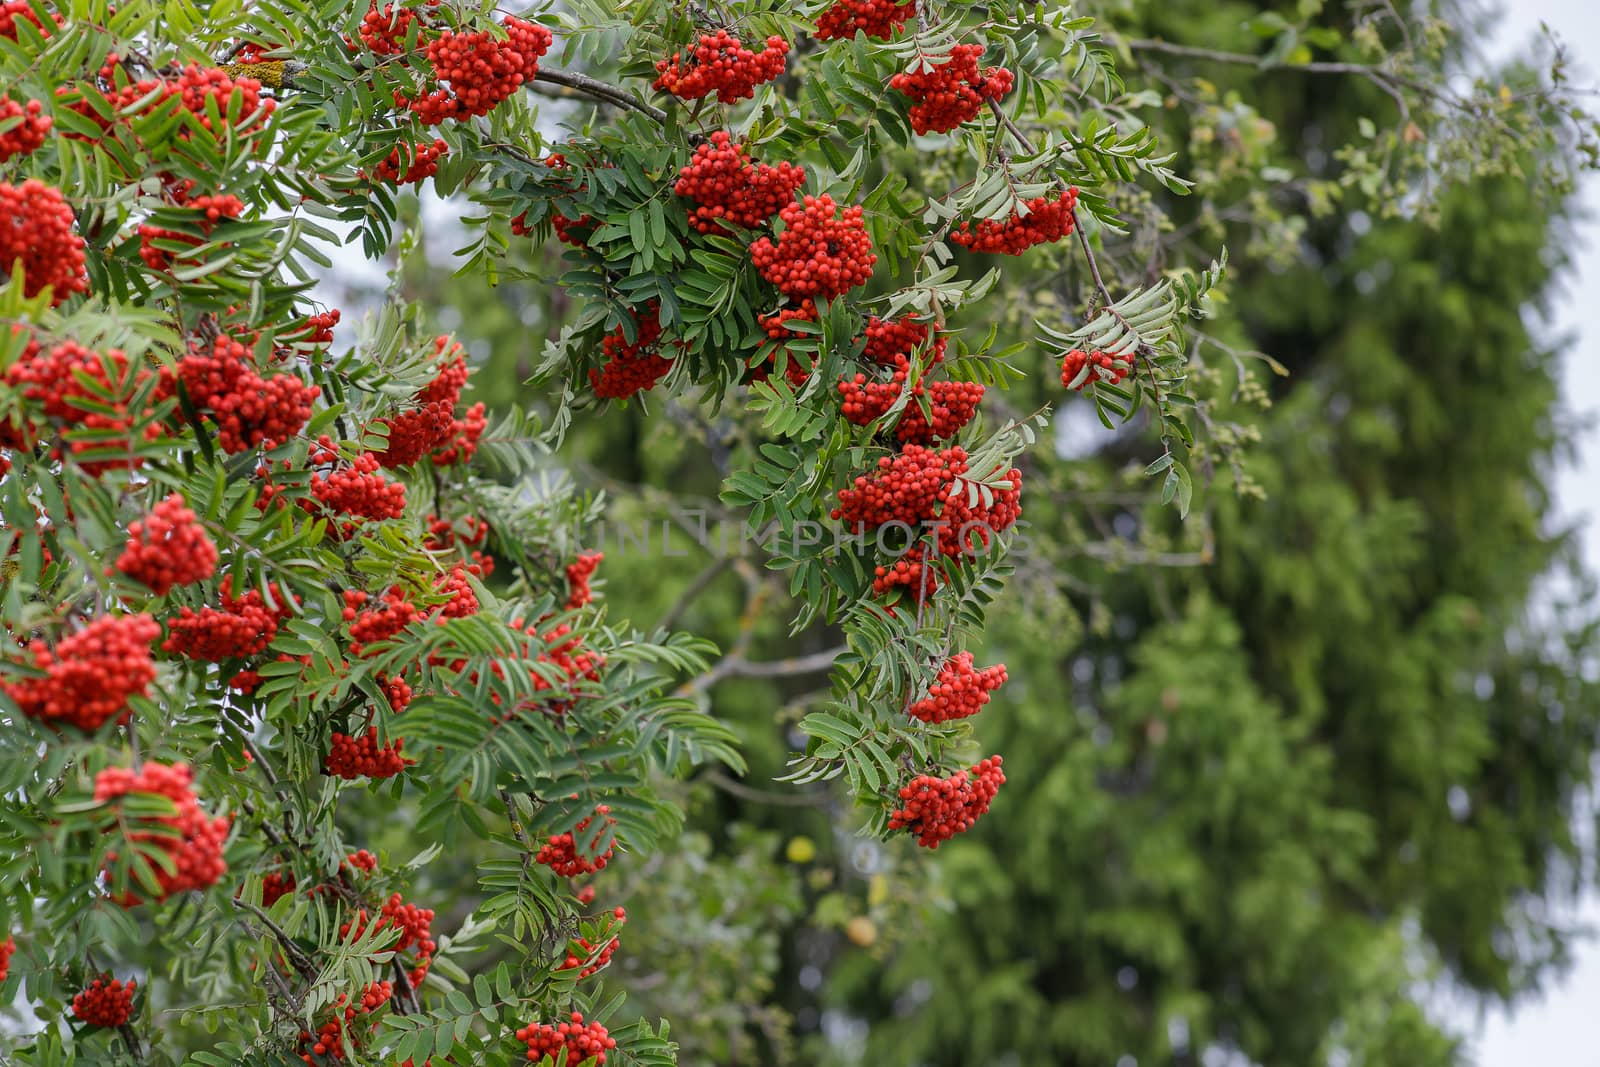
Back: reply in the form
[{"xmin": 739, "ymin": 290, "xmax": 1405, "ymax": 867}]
[
  {"xmin": 425, "ymin": 513, "xmax": 494, "ymax": 576},
  {"xmin": 358, "ymin": 2, "xmax": 420, "ymax": 55},
  {"xmin": 561, "ymin": 906, "xmax": 626, "ymax": 978},
  {"xmin": 565, "ymin": 551, "xmax": 603, "ymax": 609},
  {"xmin": 590, "ymin": 306, "xmax": 673, "ymax": 399},
  {"xmin": 831, "ymin": 444, "xmax": 971, "ymax": 530},
  {"xmin": 950, "ymin": 187, "xmax": 1080, "ymax": 255},
  {"xmin": 286, "ymin": 308, "xmax": 341, "ymax": 347},
  {"xmin": 515, "ymin": 617, "xmax": 605, "ymax": 712},
  {"xmin": 908, "ymin": 652, "xmax": 1007, "ymax": 724},
  {"xmin": 887, "ymin": 755, "xmax": 1005, "ymax": 848},
  {"xmin": 516, "ymin": 1012, "xmax": 617, "ymax": 1066},
  {"xmin": 325, "ymin": 727, "xmax": 414, "ymax": 779},
  {"xmin": 751, "ymin": 194, "xmax": 876, "ymax": 300},
  {"xmin": 863, "ymin": 315, "xmax": 946, "ymax": 365},
  {"xmin": 372, "ymin": 339, "xmax": 469, "ymax": 468},
  {"xmin": 653, "ymin": 31, "xmax": 788, "ymax": 104},
  {"xmin": 114, "ymin": 494, "xmax": 219, "ymax": 596},
  {"xmin": 371, "ymin": 138, "xmax": 448, "ymax": 184},
  {"xmin": 752, "ymin": 301, "xmax": 818, "ymax": 386},
  {"xmin": 837, "ymin": 358, "xmax": 985, "ymax": 443},
  {"xmin": 0, "ymin": 98, "xmax": 49, "ymax": 161},
  {"xmin": 890, "ymin": 45, "xmax": 1014, "ymax": 135},
  {"xmin": 137, "ymin": 194, "xmax": 245, "ymax": 271},
  {"xmin": 163, "ymin": 577, "xmax": 296, "ymax": 661},
  {"xmin": 260, "ymin": 870, "xmax": 297, "ymax": 907},
  {"xmin": 95, "ymin": 761, "xmax": 231, "ymax": 904},
  {"xmin": 340, "ymin": 892, "xmax": 437, "ymax": 984},
  {"xmin": 6, "ymin": 339, "xmax": 158, "ymax": 471},
  {"xmin": 0, "ymin": 180, "xmax": 88, "ymax": 304},
  {"xmin": 71, "ymin": 976, "xmax": 136, "ymax": 1027},
  {"xmin": 0, "ymin": 0, "xmax": 61, "ymax": 39},
  {"xmin": 308, "ymin": 440, "xmax": 408, "ymax": 535},
  {"xmin": 162, "ymin": 333, "xmax": 319, "ymax": 454},
  {"xmin": 815, "ymin": 0, "xmax": 914, "ymax": 41},
  {"xmin": 67, "ymin": 62, "xmax": 273, "ymax": 145},
  {"xmin": 3, "ymin": 614, "xmax": 161, "ymax": 732},
  {"xmin": 674, "ymin": 131, "xmax": 806, "ymax": 235},
  {"xmin": 1061, "ymin": 347, "xmax": 1134, "ymax": 390},
  {"xmin": 432, "ymin": 399, "xmax": 486, "ymax": 464},
  {"xmin": 535, "ymin": 805, "xmax": 616, "ymax": 877},
  {"xmin": 404, "ymin": 16, "xmax": 552, "ymax": 124},
  {"xmin": 296, "ymin": 981, "xmax": 392, "ymax": 1063},
  {"xmin": 0, "ymin": 936, "xmax": 13, "ymax": 983}
]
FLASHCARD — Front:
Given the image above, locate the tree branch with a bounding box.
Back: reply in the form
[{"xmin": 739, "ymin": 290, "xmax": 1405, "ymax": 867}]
[{"xmin": 532, "ymin": 68, "xmax": 667, "ymax": 124}]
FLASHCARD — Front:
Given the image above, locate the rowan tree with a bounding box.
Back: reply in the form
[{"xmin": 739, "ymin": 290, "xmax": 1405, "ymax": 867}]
[{"xmin": 0, "ymin": 0, "xmax": 1593, "ymax": 1065}]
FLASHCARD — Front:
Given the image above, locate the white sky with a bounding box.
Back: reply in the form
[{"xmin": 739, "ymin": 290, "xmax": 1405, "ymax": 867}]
[{"xmin": 1469, "ymin": 1, "xmax": 1600, "ymax": 1064}]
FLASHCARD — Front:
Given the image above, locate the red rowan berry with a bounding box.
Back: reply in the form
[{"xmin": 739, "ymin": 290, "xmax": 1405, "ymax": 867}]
[
  {"xmin": 431, "ymin": 400, "xmax": 485, "ymax": 464},
  {"xmin": 908, "ymin": 652, "xmax": 1006, "ymax": 723},
  {"xmin": 751, "ymin": 301, "xmax": 817, "ymax": 385},
  {"xmin": 114, "ymin": 493, "xmax": 219, "ymax": 595},
  {"xmin": 887, "ymin": 755, "xmax": 1004, "ymax": 848},
  {"xmin": 751, "ymin": 194, "xmax": 875, "ymax": 300},
  {"xmin": 535, "ymin": 805, "xmax": 616, "ymax": 877},
  {"xmin": 163, "ymin": 576, "xmax": 297, "ymax": 661},
  {"xmin": 72, "ymin": 976, "xmax": 136, "ymax": 1027},
  {"xmin": 590, "ymin": 306, "xmax": 673, "ymax": 399},
  {"xmin": 837, "ymin": 356, "xmax": 984, "ymax": 443},
  {"xmin": 560, "ymin": 907, "xmax": 626, "ymax": 978},
  {"xmin": 95, "ymin": 761, "xmax": 231, "ymax": 904},
  {"xmin": 516, "ymin": 1012, "xmax": 616, "ymax": 1066},
  {"xmin": 371, "ymin": 138, "xmax": 448, "ymax": 185},
  {"xmin": 0, "ymin": 0, "xmax": 61, "ymax": 39},
  {"xmin": 0, "ymin": 97, "xmax": 50, "ymax": 161},
  {"xmin": 815, "ymin": 0, "xmax": 914, "ymax": 41},
  {"xmin": 862, "ymin": 315, "xmax": 946, "ymax": 365},
  {"xmin": 565, "ymin": 551, "xmax": 602, "ymax": 609},
  {"xmin": 5, "ymin": 339, "xmax": 159, "ymax": 472},
  {"xmin": 372, "ymin": 337, "xmax": 468, "ymax": 468},
  {"xmin": 162, "ymin": 333, "xmax": 319, "ymax": 454},
  {"xmin": 359, "ymin": 1, "xmax": 420, "ymax": 55},
  {"xmin": 950, "ymin": 187, "xmax": 1079, "ymax": 255},
  {"xmin": 890, "ymin": 44, "xmax": 1013, "ymax": 135},
  {"xmin": 137, "ymin": 193, "xmax": 244, "ymax": 272},
  {"xmin": 259, "ymin": 870, "xmax": 297, "ymax": 907},
  {"xmin": 0, "ymin": 179, "xmax": 87, "ymax": 304},
  {"xmin": 307, "ymin": 440, "xmax": 406, "ymax": 536},
  {"xmin": 0, "ymin": 936, "xmax": 13, "ymax": 983},
  {"xmin": 404, "ymin": 16, "xmax": 551, "ymax": 124},
  {"xmin": 675, "ymin": 131, "xmax": 806, "ymax": 234},
  {"xmin": 1060, "ymin": 346, "xmax": 1134, "ymax": 390},
  {"xmin": 325, "ymin": 727, "xmax": 413, "ymax": 779},
  {"xmin": 425, "ymin": 513, "xmax": 494, "ymax": 576},
  {"xmin": 654, "ymin": 31, "xmax": 788, "ymax": 104},
  {"xmin": 3, "ymin": 614, "xmax": 161, "ymax": 732}
]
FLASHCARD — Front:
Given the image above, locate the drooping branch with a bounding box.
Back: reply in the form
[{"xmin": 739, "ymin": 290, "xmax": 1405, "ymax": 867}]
[{"xmin": 532, "ymin": 67, "xmax": 667, "ymax": 124}]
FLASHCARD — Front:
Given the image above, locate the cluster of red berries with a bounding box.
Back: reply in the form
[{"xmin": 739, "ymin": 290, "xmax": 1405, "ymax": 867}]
[
  {"xmin": 0, "ymin": 936, "xmax": 13, "ymax": 983},
  {"xmin": 163, "ymin": 333, "xmax": 319, "ymax": 454},
  {"xmin": 516, "ymin": 1013, "xmax": 617, "ymax": 1066},
  {"xmin": 752, "ymin": 301, "xmax": 817, "ymax": 386},
  {"xmin": 371, "ymin": 138, "xmax": 448, "ymax": 185},
  {"xmin": 72, "ymin": 975, "xmax": 136, "ymax": 1027},
  {"xmin": 907, "ymin": 652, "xmax": 1007, "ymax": 723},
  {"xmin": 425, "ymin": 513, "xmax": 494, "ymax": 576},
  {"xmin": 95, "ymin": 761, "xmax": 231, "ymax": 904},
  {"xmin": 340, "ymin": 892, "xmax": 437, "ymax": 984},
  {"xmin": 67, "ymin": 62, "xmax": 274, "ymax": 146},
  {"xmin": 0, "ymin": 0, "xmax": 61, "ymax": 39},
  {"xmin": 590, "ymin": 306, "xmax": 673, "ymax": 399},
  {"xmin": 296, "ymin": 981, "xmax": 392, "ymax": 1063},
  {"xmin": 1061, "ymin": 347, "xmax": 1134, "ymax": 390},
  {"xmin": 137, "ymin": 193, "xmax": 245, "ymax": 271},
  {"xmin": 674, "ymin": 131, "xmax": 806, "ymax": 235},
  {"xmin": 838, "ymin": 358, "xmax": 985, "ymax": 444},
  {"xmin": 373, "ymin": 339, "xmax": 469, "ymax": 468},
  {"xmin": 163, "ymin": 577, "xmax": 296, "ymax": 661},
  {"xmin": 432, "ymin": 399, "xmax": 486, "ymax": 464},
  {"xmin": 358, "ymin": 2, "xmax": 420, "ymax": 56},
  {"xmin": 831, "ymin": 444, "xmax": 971, "ymax": 530},
  {"xmin": 5, "ymin": 339, "xmax": 158, "ymax": 472},
  {"xmin": 308, "ymin": 440, "xmax": 407, "ymax": 535},
  {"xmin": 535, "ymin": 805, "xmax": 616, "ymax": 877},
  {"xmin": 260, "ymin": 870, "xmax": 297, "ymax": 907},
  {"xmin": 0, "ymin": 180, "xmax": 88, "ymax": 305},
  {"xmin": 113, "ymin": 494, "xmax": 219, "ymax": 596},
  {"xmin": 510, "ymin": 153, "xmax": 601, "ymax": 247},
  {"xmin": 560, "ymin": 906, "xmax": 626, "ymax": 978},
  {"xmin": 283, "ymin": 308, "xmax": 341, "ymax": 347},
  {"xmin": 890, "ymin": 45, "xmax": 1014, "ymax": 135},
  {"xmin": 815, "ymin": 0, "xmax": 915, "ymax": 40},
  {"xmin": 404, "ymin": 16, "xmax": 552, "ymax": 124},
  {"xmin": 751, "ymin": 194, "xmax": 876, "ymax": 300},
  {"xmin": 863, "ymin": 315, "xmax": 947, "ymax": 365},
  {"xmin": 436, "ymin": 564, "xmax": 480, "ymax": 618},
  {"xmin": 0, "ymin": 97, "xmax": 49, "ymax": 161},
  {"xmin": 951, "ymin": 187, "xmax": 1079, "ymax": 255},
  {"xmin": 887, "ymin": 755, "xmax": 1005, "ymax": 848},
  {"xmin": 565, "ymin": 551, "xmax": 603, "ymax": 609},
  {"xmin": 510, "ymin": 617, "xmax": 604, "ymax": 714},
  {"xmin": 653, "ymin": 31, "xmax": 788, "ymax": 104},
  {"xmin": 344, "ymin": 585, "xmax": 421, "ymax": 656},
  {"xmin": 3, "ymin": 614, "xmax": 161, "ymax": 732},
  {"xmin": 325, "ymin": 727, "xmax": 414, "ymax": 779}
]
